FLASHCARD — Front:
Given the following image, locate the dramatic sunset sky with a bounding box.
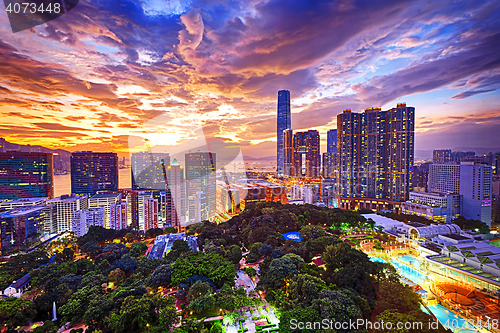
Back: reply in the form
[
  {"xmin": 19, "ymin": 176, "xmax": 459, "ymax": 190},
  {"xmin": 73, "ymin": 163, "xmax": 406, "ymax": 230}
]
[{"xmin": 0, "ymin": 0, "xmax": 499, "ymax": 161}]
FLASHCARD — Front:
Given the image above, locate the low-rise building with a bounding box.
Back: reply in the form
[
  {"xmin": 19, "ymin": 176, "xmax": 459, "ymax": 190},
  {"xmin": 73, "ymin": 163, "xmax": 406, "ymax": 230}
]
[
  {"xmin": 72, "ymin": 207, "xmax": 105, "ymax": 237},
  {"xmin": 402, "ymin": 191, "xmax": 461, "ymax": 223}
]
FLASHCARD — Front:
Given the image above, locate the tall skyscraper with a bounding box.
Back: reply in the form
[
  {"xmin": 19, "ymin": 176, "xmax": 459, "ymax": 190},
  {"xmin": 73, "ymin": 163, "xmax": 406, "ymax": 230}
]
[
  {"xmin": 277, "ymin": 90, "xmax": 291, "ymax": 175},
  {"xmin": 322, "ymin": 153, "xmax": 336, "ymax": 179},
  {"xmin": 166, "ymin": 158, "xmax": 186, "ymax": 228},
  {"xmin": 337, "ymin": 104, "xmax": 415, "ymax": 208},
  {"xmin": 428, "ymin": 164, "xmax": 461, "ymax": 193},
  {"xmin": 185, "ymin": 152, "xmax": 216, "ymax": 223},
  {"xmin": 47, "ymin": 194, "xmax": 88, "ymax": 233},
  {"xmin": 433, "ymin": 149, "xmax": 452, "ymax": 164},
  {"xmin": 131, "ymin": 152, "xmax": 170, "ymax": 190},
  {"xmin": 126, "ymin": 191, "xmax": 139, "ymax": 229},
  {"xmin": 0, "ymin": 152, "xmax": 54, "ymax": 200},
  {"xmin": 327, "ymin": 129, "xmax": 337, "ymax": 154},
  {"xmin": 460, "ymin": 162, "xmax": 492, "ymax": 226},
  {"xmin": 70, "ymin": 152, "xmax": 118, "ymax": 196},
  {"xmin": 290, "ymin": 130, "xmax": 321, "ymax": 178},
  {"xmin": 283, "ymin": 129, "xmax": 294, "ymax": 177}
]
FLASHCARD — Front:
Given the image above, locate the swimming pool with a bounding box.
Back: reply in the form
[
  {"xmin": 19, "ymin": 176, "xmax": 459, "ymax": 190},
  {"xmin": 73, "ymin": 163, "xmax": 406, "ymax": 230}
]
[
  {"xmin": 399, "ymin": 254, "xmax": 422, "ymax": 267},
  {"xmin": 424, "ymin": 304, "xmax": 478, "ymax": 332},
  {"xmin": 390, "ymin": 259, "xmax": 429, "ymax": 285},
  {"xmin": 369, "ymin": 256, "xmax": 387, "ymax": 263}
]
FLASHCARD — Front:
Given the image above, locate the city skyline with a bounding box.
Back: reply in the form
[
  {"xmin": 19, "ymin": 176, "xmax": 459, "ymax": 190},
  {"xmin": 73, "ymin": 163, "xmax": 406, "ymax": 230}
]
[{"xmin": 0, "ymin": 1, "xmax": 499, "ymax": 161}]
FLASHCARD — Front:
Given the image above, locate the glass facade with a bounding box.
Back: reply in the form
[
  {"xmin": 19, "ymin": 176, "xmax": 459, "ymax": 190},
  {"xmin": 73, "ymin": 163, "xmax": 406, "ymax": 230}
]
[
  {"xmin": 70, "ymin": 152, "xmax": 118, "ymax": 195},
  {"xmin": 277, "ymin": 90, "xmax": 291, "ymax": 175},
  {"xmin": 185, "ymin": 152, "xmax": 216, "ymax": 223},
  {"xmin": 0, "ymin": 152, "xmax": 54, "ymax": 200}
]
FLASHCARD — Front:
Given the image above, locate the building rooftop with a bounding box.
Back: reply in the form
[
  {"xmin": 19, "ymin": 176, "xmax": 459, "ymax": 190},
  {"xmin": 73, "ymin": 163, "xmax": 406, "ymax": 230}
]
[
  {"xmin": 443, "ymin": 234, "xmax": 470, "ymax": 241},
  {"xmin": 89, "ymin": 193, "xmax": 121, "ymax": 199},
  {"xmin": 0, "ymin": 204, "xmax": 51, "ymax": 218},
  {"xmin": 10, "ymin": 273, "xmax": 30, "ymax": 289},
  {"xmin": 406, "ymin": 222, "xmax": 428, "ymax": 228},
  {"xmin": 47, "ymin": 194, "xmax": 87, "ymax": 203},
  {"xmin": 0, "ymin": 197, "xmax": 49, "ymax": 204}
]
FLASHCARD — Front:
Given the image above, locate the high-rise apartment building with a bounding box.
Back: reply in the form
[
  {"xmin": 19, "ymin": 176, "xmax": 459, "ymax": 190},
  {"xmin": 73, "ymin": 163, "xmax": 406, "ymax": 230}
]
[
  {"xmin": 433, "ymin": 149, "xmax": 452, "ymax": 164},
  {"xmin": 284, "ymin": 130, "xmax": 320, "ymax": 178},
  {"xmin": 110, "ymin": 200, "xmax": 127, "ymax": 230},
  {"xmin": 131, "ymin": 152, "xmax": 170, "ymax": 190},
  {"xmin": 185, "ymin": 152, "xmax": 216, "ymax": 223},
  {"xmin": 70, "ymin": 152, "xmax": 118, "ymax": 196},
  {"xmin": 460, "ymin": 162, "xmax": 492, "ymax": 226},
  {"xmin": 322, "ymin": 153, "xmax": 336, "ymax": 179},
  {"xmin": 412, "ymin": 162, "xmax": 431, "ymax": 192},
  {"xmin": 144, "ymin": 197, "xmax": 159, "ymax": 231},
  {"xmin": 451, "ymin": 151, "xmax": 475, "ymax": 164},
  {"xmin": 88, "ymin": 192, "xmax": 122, "ymax": 228},
  {"xmin": 276, "ymin": 90, "xmax": 291, "ymax": 175},
  {"xmin": 0, "ymin": 152, "xmax": 54, "ymax": 200},
  {"xmin": 126, "ymin": 191, "xmax": 139, "ymax": 229},
  {"xmin": 166, "ymin": 158, "xmax": 186, "ymax": 228},
  {"xmin": 327, "ymin": 129, "xmax": 337, "ymax": 154},
  {"xmin": 72, "ymin": 207, "xmax": 105, "ymax": 238},
  {"xmin": 428, "ymin": 164, "xmax": 461, "ymax": 194},
  {"xmin": 47, "ymin": 194, "xmax": 88, "ymax": 233},
  {"xmin": 337, "ymin": 104, "xmax": 415, "ymax": 209}
]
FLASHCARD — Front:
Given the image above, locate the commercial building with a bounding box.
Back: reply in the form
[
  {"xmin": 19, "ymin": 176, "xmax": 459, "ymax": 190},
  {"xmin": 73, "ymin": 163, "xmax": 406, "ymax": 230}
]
[
  {"xmin": 460, "ymin": 162, "xmax": 492, "ymax": 226},
  {"xmin": 428, "ymin": 164, "xmax": 461, "ymax": 194},
  {"xmin": 0, "ymin": 197, "xmax": 49, "ymax": 211},
  {"xmin": 70, "ymin": 152, "xmax": 118, "ymax": 196},
  {"xmin": 166, "ymin": 158, "xmax": 186, "ymax": 228},
  {"xmin": 88, "ymin": 192, "xmax": 122, "ymax": 228},
  {"xmin": 0, "ymin": 152, "xmax": 54, "ymax": 200},
  {"xmin": 327, "ymin": 129, "xmax": 337, "ymax": 154},
  {"xmin": 322, "ymin": 152, "xmax": 336, "ymax": 179},
  {"xmin": 110, "ymin": 200, "xmax": 127, "ymax": 230},
  {"xmin": 131, "ymin": 151, "xmax": 170, "ymax": 190},
  {"xmin": 451, "ymin": 151, "xmax": 475, "ymax": 164},
  {"xmin": 412, "ymin": 162, "xmax": 431, "ymax": 192},
  {"xmin": 402, "ymin": 191, "xmax": 461, "ymax": 223},
  {"xmin": 47, "ymin": 194, "xmax": 88, "ymax": 233},
  {"xmin": 433, "ymin": 149, "xmax": 452, "ymax": 164},
  {"xmin": 148, "ymin": 232, "xmax": 198, "ymax": 259},
  {"xmin": 72, "ymin": 207, "xmax": 105, "ymax": 237},
  {"xmin": 185, "ymin": 152, "xmax": 216, "ymax": 223},
  {"xmin": 336, "ymin": 104, "xmax": 415, "ymax": 210},
  {"xmin": 276, "ymin": 90, "xmax": 291, "ymax": 175},
  {"xmin": 0, "ymin": 205, "xmax": 56, "ymax": 254}
]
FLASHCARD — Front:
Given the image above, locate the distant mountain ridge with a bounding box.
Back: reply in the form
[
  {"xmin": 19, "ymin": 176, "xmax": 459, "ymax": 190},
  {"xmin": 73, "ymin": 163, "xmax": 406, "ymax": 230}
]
[{"xmin": 0, "ymin": 138, "xmax": 71, "ymax": 171}]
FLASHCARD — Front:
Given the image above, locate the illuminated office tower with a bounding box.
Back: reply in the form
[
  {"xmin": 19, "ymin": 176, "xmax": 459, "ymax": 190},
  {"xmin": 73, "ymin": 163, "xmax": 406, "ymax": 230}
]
[
  {"xmin": 288, "ymin": 130, "xmax": 320, "ymax": 178},
  {"xmin": 138, "ymin": 192, "xmax": 152, "ymax": 230},
  {"xmin": 47, "ymin": 194, "xmax": 88, "ymax": 233},
  {"xmin": 110, "ymin": 200, "xmax": 127, "ymax": 230},
  {"xmin": 428, "ymin": 164, "xmax": 461, "ymax": 193},
  {"xmin": 433, "ymin": 149, "xmax": 452, "ymax": 164},
  {"xmin": 337, "ymin": 104, "xmax": 415, "ymax": 208},
  {"xmin": 143, "ymin": 197, "xmax": 159, "ymax": 230},
  {"xmin": 166, "ymin": 158, "xmax": 186, "ymax": 228},
  {"xmin": 131, "ymin": 152, "xmax": 170, "ymax": 190},
  {"xmin": 0, "ymin": 205, "xmax": 56, "ymax": 254},
  {"xmin": 72, "ymin": 207, "xmax": 105, "ymax": 238},
  {"xmin": 460, "ymin": 162, "xmax": 492, "ymax": 226},
  {"xmin": 0, "ymin": 152, "xmax": 54, "ymax": 200},
  {"xmin": 185, "ymin": 152, "xmax": 216, "ymax": 223},
  {"xmin": 276, "ymin": 90, "xmax": 291, "ymax": 175},
  {"xmin": 71, "ymin": 152, "xmax": 118, "ymax": 196}
]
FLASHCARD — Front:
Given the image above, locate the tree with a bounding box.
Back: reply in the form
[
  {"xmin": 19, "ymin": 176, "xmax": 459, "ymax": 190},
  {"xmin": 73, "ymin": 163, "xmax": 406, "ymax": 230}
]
[
  {"xmin": 188, "ymin": 293, "xmax": 216, "ymax": 314},
  {"xmin": 0, "ymin": 297, "xmax": 36, "ymax": 328},
  {"xmin": 258, "ymin": 253, "xmax": 304, "ymax": 291},
  {"xmin": 210, "ymin": 322, "xmax": 224, "ymax": 333},
  {"xmin": 312, "ymin": 289, "xmax": 361, "ymax": 323},
  {"xmin": 151, "ymin": 295, "xmax": 179, "ymax": 333},
  {"xmin": 130, "ymin": 242, "xmax": 148, "ymax": 257},
  {"xmin": 55, "ymin": 247, "xmax": 75, "ymax": 263},
  {"xmin": 226, "ymin": 244, "xmax": 242, "ymax": 265},
  {"xmin": 279, "ymin": 308, "xmax": 322, "ymax": 333},
  {"xmin": 452, "ymin": 216, "xmax": 490, "ymax": 234},
  {"xmin": 151, "ymin": 264, "xmax": 172, "ymax": 287},
  {"xmin": 286, "ymin": 274, "xmax": 326, "ymax": 309},
  {"xmin": 188, "ymin": 280, "xmax": 213, "ymax": 300},
  {"xmin": 108, "ymin": 268, "xmax": 126, "ymax": 285},
  {"xmin": 243, "ymin": 267, "xmax": 257, "ymax": 278},
  {"xmin": 171, "ymin": 253, "xmax": 236, "ymax": 288}
]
